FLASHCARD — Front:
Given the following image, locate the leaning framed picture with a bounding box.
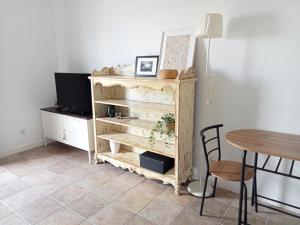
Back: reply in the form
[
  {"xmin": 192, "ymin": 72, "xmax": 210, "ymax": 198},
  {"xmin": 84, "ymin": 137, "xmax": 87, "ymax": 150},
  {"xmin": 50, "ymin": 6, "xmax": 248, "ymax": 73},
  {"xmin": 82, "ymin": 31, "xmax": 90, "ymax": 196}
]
[
  {"xmin": 135, "ymin": 55, "xmax": 159, "ymax": 77},
  {"xmin": 160, "ymin": 27, "xmax": 196, "ymax": 71}
]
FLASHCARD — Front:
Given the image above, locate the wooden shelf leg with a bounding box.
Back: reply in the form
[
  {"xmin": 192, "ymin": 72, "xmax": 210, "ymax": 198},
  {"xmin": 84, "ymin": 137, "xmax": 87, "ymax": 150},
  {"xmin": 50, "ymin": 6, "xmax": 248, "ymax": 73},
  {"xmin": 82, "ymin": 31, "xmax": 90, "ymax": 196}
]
[
  {"xmin": 94, "ymin": 153, "xmax": 100, "ymax": 164},
  {"xmin": 175, "ymin": 183, "xmax": 181, "ymax": 195}
]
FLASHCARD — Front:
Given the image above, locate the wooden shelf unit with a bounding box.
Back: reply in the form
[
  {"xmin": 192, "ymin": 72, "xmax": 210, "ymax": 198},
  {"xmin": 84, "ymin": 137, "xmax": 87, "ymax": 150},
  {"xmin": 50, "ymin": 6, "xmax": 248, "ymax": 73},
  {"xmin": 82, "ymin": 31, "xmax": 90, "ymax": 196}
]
[{"xmin": 90, "ymin": 75, "xmax": 195, "ymax": 194}]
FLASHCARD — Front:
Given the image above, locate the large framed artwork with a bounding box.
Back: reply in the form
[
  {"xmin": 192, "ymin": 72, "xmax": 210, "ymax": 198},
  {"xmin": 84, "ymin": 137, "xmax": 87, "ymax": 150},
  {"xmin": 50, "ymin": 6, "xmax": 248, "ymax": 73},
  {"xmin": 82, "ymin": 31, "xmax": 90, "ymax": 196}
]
[{"xmin": 160, "ymin": 27, "xmax": 197, "ymax": 71}]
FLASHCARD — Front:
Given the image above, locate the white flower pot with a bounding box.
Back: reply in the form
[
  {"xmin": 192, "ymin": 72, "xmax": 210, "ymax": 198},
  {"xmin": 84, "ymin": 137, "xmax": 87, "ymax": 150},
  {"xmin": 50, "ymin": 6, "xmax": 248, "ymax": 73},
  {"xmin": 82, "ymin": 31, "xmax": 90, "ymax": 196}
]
[{"xmin": 109, "ymin": 140, "xmax": 120, "ymax": 154}]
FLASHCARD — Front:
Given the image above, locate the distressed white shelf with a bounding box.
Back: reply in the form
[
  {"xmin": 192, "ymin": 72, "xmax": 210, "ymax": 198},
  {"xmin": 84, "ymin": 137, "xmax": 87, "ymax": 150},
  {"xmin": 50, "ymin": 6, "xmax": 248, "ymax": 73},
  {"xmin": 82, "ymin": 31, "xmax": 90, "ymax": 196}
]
[
  {"xmin": 90, "ymin": 75, "xmax": 195, "ymax": 194},
  {"xmin": 96, "ymin": 117, "xmax": 155, "ymax": 131},
  {"xmin": 94, "ymin": 99, "xmax": 175, "ymax": 113},
  {"xmin": 98, "ymin": 132, "xmax": 175, "ymax": 158},
  {"xmin": 97, "ymin": 150, "xmax": 175, "ymax": 183}
]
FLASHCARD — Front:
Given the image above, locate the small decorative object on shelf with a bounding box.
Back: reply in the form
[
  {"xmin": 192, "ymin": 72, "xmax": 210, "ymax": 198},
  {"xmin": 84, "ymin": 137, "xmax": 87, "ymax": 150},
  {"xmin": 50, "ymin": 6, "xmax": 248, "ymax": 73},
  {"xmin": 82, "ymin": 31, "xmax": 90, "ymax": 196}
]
[
  {"xmin": 135, "ymin": 55, "xmax": 159, "ymax": 77},
  {"xmin": 159, "ymin": 69, "xmax": 178, "ymax": 79},
  {"xmin": 92, "ymin": 67, "xmax": 115, "ymax": 76},
  {"xmin": 149, "ymin": 113, "xmax": 175, "ymax": 148},
  {"xmin": 140, "ymin": 151, "xmax": 174, "ymax": 174},
  {"xmin": 114, "ymin": 64, "xmax": 135, "ymax": 76},
  {"xmin": 109, "ymin": 140, "xmax": 120, "ymax": 154},
  {"xmin": 107, "ymin": 105, "xmax": 116, "ymax": 118}
]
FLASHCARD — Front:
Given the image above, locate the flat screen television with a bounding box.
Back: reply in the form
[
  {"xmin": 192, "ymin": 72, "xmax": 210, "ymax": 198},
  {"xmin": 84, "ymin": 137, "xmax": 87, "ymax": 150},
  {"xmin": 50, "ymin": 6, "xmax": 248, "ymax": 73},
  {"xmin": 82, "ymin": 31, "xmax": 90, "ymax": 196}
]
[{"xmin": 54, "ymin": 73, "xmax": 92, "ymax": 115}]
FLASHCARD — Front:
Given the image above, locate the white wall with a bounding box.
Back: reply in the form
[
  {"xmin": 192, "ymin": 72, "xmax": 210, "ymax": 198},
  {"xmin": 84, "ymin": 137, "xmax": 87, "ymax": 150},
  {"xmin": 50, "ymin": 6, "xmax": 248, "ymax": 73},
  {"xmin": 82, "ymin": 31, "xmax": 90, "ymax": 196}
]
[
  {"xmin": 0, "ymin": 0, "xmax": 58, "ymax": 156},
  {"xmin": 55, "ymin": 0, "xmax": 300, "ymax": 209}
]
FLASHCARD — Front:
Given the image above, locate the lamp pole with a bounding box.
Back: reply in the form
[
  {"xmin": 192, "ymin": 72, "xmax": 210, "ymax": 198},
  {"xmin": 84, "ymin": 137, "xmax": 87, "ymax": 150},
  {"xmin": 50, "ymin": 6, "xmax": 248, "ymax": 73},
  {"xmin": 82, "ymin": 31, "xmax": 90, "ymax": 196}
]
[{"xmin": 188, "ymin": 37, "xmax": 214, "ymax": 198}]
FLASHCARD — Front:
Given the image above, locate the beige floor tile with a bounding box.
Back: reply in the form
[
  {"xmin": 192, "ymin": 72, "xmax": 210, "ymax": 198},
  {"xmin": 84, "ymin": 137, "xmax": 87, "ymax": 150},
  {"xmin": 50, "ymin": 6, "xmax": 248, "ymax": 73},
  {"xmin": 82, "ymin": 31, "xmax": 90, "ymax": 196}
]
[
  {"xmin": 76, "ymin": 173, "xmax": 110, "ymax": 191},
  {"xmin": 0, "ymin": 214, "xmax": 28, "ymax": 225},
  {"xmin": 0, "ymin": 179, "xmax": 31, "ymax": 200},
  {"xmin": 187, "ymin": 198, "xmax": 229, "ymax": 224},
  {"xmin": 65, "ymin": 151, "xmax": 89, "ymax": 166},
  {"xmin": 214, "ymin": 188, "xmax": 239, "ymax": 205},
  {"xmin": 30, "ymin": 175, "xmax": 73, "ymax": 195},
  {"xmin": 96, "ymin": 164, "xmax": 126, "ymax": 178},
  {"xmin": 80, "ymin": 221, "xmax": 93, "ymax": 225},
  {"xmin": 170, "ymin": 210, "xmax": 216, "ymax": 225},
  {"xmin": 1, "ymin": 155, "xmax": 44, "ymax": 177},
  {"xmin": 67, "ymin": 192, "xmax": 106, "ymax": 219},
  {"xmin": 159, "ymin": 187, "xmax": 195, "ymax": 208},
  {"xmin": 266, "ymin": 209, "xmax": 300, "ymax": 225},
  {"xmin": 0, "ymin": 154, "xmax": 26, "ymax": 166},
  {"xmin": 117, "ymin": 189, "xmax": 156, "ymax": 213},
  {"xmin": 220, "ymin": 206, "xmax": 266, "ymax": 225},
  {"xmin": 17, "ymin": 196, "xmax": 62, "ymax": 224},
  {"xmin": 0, "ymin": 171, "xmax": 18, "ymax": 186},
  {"xmin": 125, "ymin": 215, "xmax": 156, "ymax": 225},
  {"xmin": 0, "ymin": 202, "xmax": 12, "ymax": 220},
  {"xmin": 93, "ymin": 180, "xmax": 130, "ymax": 202},
  {"xmin": 36, "ymin": 208, "xmax": 84, "ymax": 225},
  {"xmin": 60, "ymin": 167, "xmax": 91, "ymax": 183},
  {"xmin": 2, "ymin": 187, "xmax": 45, "ymax": 211},
  {"xmin": 51, "ymin": 184, "xmax": 90, "ymax": 205},
  {"xmin": 18, "ymin": 147, "xmax": 62, "ymax": 164},
  {"xmin": 88, "ymin": 202, "xmax": 135, "ymax": 225},
  {"xmin": 231, "ymin": 198, "xmax": 269, "ymax": 217},
  {"xmin": 115, "ymin": 172, "xmax": 145, "ymax": 187},
  {"xmin": 139, "ymin": 198, "xmax": 183, "ymax": 225},
  {"xmin": 21, "ymin": 169, "xmax": 57, "ymax": 185},
  {"xmin": 47, "ymin": 160, "xmax": 78, "ymax": 174},
  {"xmin": 136, "ymin": 179, "xmax": 169, "ymax": 195}
]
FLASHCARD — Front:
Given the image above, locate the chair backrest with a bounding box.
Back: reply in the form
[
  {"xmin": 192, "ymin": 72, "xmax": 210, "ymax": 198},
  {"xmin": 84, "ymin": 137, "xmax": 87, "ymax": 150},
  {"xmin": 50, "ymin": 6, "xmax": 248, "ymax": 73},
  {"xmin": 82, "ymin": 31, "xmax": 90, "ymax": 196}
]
[{"xmin": 200, "ymin": 124, "xmax": 223, "ymax": 171}]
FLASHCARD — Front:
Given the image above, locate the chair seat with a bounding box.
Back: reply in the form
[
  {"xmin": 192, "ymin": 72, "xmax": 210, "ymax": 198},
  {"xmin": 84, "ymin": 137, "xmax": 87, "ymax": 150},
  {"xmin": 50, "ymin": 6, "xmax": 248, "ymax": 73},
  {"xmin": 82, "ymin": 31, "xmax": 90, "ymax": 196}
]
[{"xmin": 210, "ymin": 160, "xmax": 253, "ymax": 181}]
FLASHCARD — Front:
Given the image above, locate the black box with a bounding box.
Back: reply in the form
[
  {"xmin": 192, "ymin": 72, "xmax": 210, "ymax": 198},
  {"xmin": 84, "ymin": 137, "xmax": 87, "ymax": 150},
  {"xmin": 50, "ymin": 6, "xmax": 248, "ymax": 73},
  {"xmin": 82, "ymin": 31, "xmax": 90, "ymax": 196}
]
[{"xmin": 139, "ymin": 151, "xmax": 174, "ymax": 174}]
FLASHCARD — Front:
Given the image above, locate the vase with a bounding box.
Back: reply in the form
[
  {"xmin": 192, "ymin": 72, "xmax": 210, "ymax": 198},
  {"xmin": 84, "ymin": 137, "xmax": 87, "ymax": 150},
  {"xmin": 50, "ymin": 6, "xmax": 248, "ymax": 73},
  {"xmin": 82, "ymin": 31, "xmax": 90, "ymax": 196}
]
[{"xmin": 109, "ymin": 140, "xmax": 120, "ymax": 154}]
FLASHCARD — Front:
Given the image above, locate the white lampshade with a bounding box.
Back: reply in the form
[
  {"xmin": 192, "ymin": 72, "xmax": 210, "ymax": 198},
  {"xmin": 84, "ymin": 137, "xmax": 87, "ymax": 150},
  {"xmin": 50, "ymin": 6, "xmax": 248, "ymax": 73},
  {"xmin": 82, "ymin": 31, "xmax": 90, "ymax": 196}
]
[{"xmin": 196, "ymin": 13, "xmax": 223, "ymax": 38}]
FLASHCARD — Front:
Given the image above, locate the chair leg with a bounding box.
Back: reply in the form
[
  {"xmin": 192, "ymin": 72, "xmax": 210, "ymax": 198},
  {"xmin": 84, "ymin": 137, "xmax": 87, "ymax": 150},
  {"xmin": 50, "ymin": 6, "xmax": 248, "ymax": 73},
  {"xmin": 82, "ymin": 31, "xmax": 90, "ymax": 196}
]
[
  {"xmin": 243, "ymin": 183, "xmax": 248, "ymax": 224},
  {"xmin": 199, "ymin": 173, "xmax": 209, "ymax": 216},
  {"xmin": 212, "ymin": 177, "xmax": 218, "ymax": 197},
  {"xmin": 251, "ymin": 176, "xmax": 255, "ymax": 206},
  {"xmin": 254, "ymin": 177, "xmax": 258, "ymax": 212}
]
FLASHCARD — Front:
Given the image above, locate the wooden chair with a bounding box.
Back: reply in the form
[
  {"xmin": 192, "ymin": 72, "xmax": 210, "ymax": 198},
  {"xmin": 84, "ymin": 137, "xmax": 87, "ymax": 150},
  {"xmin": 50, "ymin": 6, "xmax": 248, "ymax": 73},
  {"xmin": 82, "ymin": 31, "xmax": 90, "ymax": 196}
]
[{"xmin": 199, "ymin": 124, "xmax": 254, "ymax": 224}]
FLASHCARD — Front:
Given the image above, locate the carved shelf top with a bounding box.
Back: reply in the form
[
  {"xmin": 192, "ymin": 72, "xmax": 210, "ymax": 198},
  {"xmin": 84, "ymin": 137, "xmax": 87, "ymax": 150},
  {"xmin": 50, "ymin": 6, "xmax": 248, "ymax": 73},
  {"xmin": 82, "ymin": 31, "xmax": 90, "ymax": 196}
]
[{"xmin": 89, "ymin": 75, "xmax": 196, "ymax": 84}]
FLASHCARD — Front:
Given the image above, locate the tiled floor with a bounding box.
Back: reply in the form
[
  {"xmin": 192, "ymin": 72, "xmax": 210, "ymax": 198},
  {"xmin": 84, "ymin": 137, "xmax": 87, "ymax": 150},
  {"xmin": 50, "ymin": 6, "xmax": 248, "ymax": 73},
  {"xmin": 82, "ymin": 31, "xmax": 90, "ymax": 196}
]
[{"xmin": 0, "ymin": 142, "xmax": 299, "ymax": 225}]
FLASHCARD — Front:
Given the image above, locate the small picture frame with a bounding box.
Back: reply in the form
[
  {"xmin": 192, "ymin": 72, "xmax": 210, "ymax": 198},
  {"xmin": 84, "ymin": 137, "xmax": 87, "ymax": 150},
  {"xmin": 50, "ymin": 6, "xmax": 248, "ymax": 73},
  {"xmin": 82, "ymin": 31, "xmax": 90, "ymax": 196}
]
[
  {"xmin": 135, "ymin": 56, "xmax": 159, "ymax": 77},
  {"xmin": 160, "ymin": 27, "xmax": 196, "ymax": 71}
]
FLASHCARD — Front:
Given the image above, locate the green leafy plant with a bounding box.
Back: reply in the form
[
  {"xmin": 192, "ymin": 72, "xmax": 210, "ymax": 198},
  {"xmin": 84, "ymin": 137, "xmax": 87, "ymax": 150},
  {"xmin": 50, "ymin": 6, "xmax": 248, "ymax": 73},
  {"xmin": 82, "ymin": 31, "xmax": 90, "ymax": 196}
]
[{"xmin": 149, "ymin": 113, "xmax": 175, "ymax": 148}]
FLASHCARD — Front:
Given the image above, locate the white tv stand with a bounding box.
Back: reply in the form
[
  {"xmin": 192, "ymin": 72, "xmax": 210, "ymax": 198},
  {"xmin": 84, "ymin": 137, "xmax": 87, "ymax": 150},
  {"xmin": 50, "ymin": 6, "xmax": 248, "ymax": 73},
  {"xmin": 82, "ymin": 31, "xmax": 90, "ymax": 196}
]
[{"xmin": 40, "ymin": 107, "xmax": 94, "ymax": 163}]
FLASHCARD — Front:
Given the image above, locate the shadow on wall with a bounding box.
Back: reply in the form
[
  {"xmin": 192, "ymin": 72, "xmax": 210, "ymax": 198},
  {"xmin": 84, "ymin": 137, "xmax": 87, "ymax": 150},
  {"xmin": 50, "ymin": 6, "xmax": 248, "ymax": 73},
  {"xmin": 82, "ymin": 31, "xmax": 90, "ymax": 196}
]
[
  {"xmin": 192, "ymin": 14, "xmax": 288, "ymax": 195},
  {"xmin": 226, "ymin": 14, "xmax": 280, "ymax": 38}
]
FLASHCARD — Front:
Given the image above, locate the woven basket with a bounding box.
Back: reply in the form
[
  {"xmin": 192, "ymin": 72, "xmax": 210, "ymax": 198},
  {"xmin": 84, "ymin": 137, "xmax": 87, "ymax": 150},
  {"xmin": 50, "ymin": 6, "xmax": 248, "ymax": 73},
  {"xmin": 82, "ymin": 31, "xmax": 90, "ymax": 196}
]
[{"xmin": 159, "ymin": 69, "xmax": 178, "ymax": 79}]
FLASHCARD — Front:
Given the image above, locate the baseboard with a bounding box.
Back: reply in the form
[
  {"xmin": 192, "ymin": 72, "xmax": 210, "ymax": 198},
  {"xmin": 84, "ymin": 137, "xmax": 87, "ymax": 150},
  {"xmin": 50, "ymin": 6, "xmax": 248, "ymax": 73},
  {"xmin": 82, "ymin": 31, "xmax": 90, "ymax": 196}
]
[{"xmin": 0, "ymin": 140, "xmax": 44, "ymax": 159}]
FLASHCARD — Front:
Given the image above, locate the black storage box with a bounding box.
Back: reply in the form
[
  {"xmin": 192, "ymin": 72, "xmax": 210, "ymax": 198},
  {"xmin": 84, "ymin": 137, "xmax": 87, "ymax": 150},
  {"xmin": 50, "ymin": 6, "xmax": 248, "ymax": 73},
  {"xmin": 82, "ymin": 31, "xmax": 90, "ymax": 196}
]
[{"xmin": 139, "ymin": 151, "xmax": 174, "ymax": 174}]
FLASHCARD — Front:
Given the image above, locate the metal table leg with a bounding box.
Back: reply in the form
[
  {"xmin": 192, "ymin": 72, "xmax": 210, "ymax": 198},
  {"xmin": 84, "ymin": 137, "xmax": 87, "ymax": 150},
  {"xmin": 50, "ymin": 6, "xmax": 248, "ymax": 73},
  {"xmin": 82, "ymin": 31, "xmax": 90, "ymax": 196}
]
[{"xmin": 238, "ymin": 150, "xmax": 247, "ymax": 225}]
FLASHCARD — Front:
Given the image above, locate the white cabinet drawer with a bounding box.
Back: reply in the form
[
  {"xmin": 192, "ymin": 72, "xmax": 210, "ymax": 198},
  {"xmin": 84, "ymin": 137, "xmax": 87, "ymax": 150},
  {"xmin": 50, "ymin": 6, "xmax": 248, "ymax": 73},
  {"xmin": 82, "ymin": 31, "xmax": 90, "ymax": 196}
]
[{"xmin": 41, "ymin": 111, "xmax": 93, "ymax": 151}]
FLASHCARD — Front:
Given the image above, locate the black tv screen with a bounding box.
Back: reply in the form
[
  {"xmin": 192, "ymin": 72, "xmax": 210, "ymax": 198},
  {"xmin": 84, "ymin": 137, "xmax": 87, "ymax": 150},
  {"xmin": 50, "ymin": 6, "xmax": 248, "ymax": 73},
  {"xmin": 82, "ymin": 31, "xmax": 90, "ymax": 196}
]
[{"xmin": 55, "ymin": 73, "xmax": 92, "ymax": 114}]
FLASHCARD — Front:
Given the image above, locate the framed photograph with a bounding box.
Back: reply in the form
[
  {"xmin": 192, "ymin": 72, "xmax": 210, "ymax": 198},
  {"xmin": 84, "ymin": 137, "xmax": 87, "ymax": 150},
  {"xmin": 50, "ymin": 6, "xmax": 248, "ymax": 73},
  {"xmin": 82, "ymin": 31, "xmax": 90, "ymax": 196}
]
[
  {"xmin": 160, "ymin": 27, "xmax": 196, "ymax": 71},
  {"xmin": 135, "ymin": 55, "xmax": 159, "ymax": 77}
]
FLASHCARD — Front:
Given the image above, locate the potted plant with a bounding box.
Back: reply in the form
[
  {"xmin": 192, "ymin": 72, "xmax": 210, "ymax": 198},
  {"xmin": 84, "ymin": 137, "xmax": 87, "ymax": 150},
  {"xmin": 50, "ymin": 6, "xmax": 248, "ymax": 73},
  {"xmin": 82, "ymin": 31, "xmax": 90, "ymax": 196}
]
[{"xmin": 149, "ymin": 113, "xmax": 175, "ymax": 148}]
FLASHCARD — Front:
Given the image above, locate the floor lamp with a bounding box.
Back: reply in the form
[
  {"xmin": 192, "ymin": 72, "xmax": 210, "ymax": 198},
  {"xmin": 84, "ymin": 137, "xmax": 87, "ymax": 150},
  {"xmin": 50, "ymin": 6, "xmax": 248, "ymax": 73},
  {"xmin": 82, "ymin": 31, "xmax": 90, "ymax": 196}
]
[{"xmin": 188, "ymin": 13, "xmax": 223, "ymax": 197}]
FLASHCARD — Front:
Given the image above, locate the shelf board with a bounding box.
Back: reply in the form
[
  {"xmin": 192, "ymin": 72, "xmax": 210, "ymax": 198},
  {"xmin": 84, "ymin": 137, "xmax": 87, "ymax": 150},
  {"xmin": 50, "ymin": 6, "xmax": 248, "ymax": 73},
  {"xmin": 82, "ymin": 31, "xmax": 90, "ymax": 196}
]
[
  {"xmin": 94, "ymin": 99, "xmax": 175, "ymax": 113},
  {"xmin": 96, "ymin": 117, "xmax": 155, "ymax": 130},
  {"xmin": 97, "ymin": 132, "xmax": 175, "ymax": 158},
  {"xmin": 97, "ymin": 150, "xmax": 175, "ymax": 182}
]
